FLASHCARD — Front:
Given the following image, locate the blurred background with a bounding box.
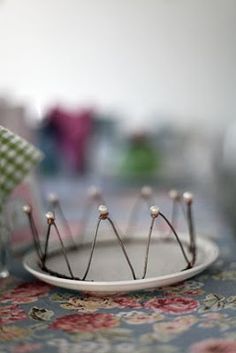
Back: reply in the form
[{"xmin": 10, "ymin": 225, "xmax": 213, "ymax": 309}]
[{"xmin": 1, "ymin": 0, "xmax": 236, "ymax": 247}]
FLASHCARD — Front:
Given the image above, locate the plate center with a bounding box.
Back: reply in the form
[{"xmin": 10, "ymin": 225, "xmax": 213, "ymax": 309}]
[{"xmin": 44, "ymin": 237, "xmax": 200, "ymax": 281}]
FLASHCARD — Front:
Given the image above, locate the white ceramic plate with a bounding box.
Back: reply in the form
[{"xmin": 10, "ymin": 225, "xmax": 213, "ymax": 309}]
[{"xmin": 23, "ymin": 234, "xmax": 219, "ymax": 294}]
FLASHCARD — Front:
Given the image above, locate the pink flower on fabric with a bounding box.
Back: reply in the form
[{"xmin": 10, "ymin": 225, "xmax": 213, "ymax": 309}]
[
  {"xmin": 50, "ymin": 313, "xmax": 119, "ymax": 333},
  {"xmin": 190, "ymin": 339, "xmax": 236, "ymax": 353},
  {"xmin": 112, "ymin": 296, "xmax": 142, "ymax": 309},
  {"xmin": 181, "ymin": 289, "xmax": 204, "ymax": 297},
  {"xmin": 145, "ymin": 296, "xmax": 199, "ymax": 314},
  {"xmin": 1, "ymin": 282, "xmax": 51, "ymax": 304},
  {"xmin": 0, "ymin": 304, "xmax": 27, "ymax": 324},
  {"xmin": 10, "ymin": 343, "xmax": 42, "ymax": 353}
]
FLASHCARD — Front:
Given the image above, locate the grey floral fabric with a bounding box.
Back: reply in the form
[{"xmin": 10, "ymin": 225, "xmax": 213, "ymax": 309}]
[{"xmin": 1, "ymin": 222, "xmax": 236, "ymax": 353}]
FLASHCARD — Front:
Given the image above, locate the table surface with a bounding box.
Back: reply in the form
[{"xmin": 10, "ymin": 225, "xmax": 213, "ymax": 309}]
[{"xmin": 1, "ymin": 187, "xmax": 236, "ymax": 353}]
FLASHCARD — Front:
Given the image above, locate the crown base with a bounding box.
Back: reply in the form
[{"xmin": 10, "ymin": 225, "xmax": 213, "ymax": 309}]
[{"xmin": 23, "ymin": 232, "xmax": 219, "ymax": 294}]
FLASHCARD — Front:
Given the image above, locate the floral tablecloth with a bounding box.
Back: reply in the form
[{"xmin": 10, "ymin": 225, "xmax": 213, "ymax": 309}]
[{"xmin": 1, "ymin": 196, "xmax": 236, "ymax": 353}]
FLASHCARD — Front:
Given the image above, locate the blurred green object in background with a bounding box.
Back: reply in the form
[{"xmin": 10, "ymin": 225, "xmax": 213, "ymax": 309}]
[{"xmin": 120, "ymin": 132, "xmax": 160, "ymax": 178}]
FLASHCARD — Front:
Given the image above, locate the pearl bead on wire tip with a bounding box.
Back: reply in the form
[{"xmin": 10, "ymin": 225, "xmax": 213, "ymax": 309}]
[
  {"xmin": 183, "ymin": 192, "xmax": 193, "ymax": 204},
  {"xmin": 141, "ymin": 186, "xmax": 152, "ymax": 198},
  {"xmin": 88, "ymin": 186, "xmax": 101, "ymax": 198},
  {"xmin": 169, "ymin": 189, "xmax": 181, "ymax": 201},
  {"xmin": 45, "ymin": 211, "xmax": 55, "ymax": 221},
  {"xmin": 22, "ymin": 204, "xmax": 31, "ymax": 214},
  {"xmin": 98, "ymin": 204, "xmax": 108, "ymax": 215},
  {"xmin": 48, "ymin": 193, "xmax": 58, "ymax": 203},
  {"xmin": 150, "ymin": 205, "xmax": 160, "ymax": 217}
]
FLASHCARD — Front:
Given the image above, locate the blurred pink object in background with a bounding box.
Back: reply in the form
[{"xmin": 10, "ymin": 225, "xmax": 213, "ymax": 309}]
[{"xmin": 47, "ymin": 106, "xmax": 93, "ymax": 174}]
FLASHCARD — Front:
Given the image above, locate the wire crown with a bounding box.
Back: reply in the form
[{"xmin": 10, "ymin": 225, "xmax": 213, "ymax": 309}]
[{"xmin": 23, "ymin": 187, "xmax": 196, "ymax": 281}]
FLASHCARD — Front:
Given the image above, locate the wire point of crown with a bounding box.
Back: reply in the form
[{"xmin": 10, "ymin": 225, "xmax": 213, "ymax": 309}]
[
  {"xmin": 183, "ymin": 192, "xmax": 194, "ymax": 204},
  {"xmin": 98, "ymin": 204, "xmax": 109, "ymax": 219},
  {"xmin": 150, "ymin": 205, "xmax": 160, "ymax": 218},
  {"xmin": 169, "ymin": 189, "xmax": 181, "ymax": 201},
  {"xmin": 141, "ymin": 186, "xmax": 153, "ymax": 198},
  {"xmin": 45, "ymin": 211, "xmax": 55, "ymax": 224},
  {"xmin": 22, "ymin": 204, "xmax": 32, "ymax": 214},
  {"xmin": 48, "ymin": 193, "xmax": 59, "ymax": 204},
  {"xmin": 88, "ymin": 186, "xmax": 102, "ymax": 200}
]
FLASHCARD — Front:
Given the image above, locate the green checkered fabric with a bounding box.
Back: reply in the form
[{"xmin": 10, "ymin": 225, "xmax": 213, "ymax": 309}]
[{"xmin": 0, "ymin": 125, "xmax": 43, "ymax": 207}]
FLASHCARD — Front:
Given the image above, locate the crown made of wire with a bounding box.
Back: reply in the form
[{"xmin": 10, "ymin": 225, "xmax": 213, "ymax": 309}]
[{"xmin": 23, "ymin": 186, "xmax": 196, "ymax": 281}]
